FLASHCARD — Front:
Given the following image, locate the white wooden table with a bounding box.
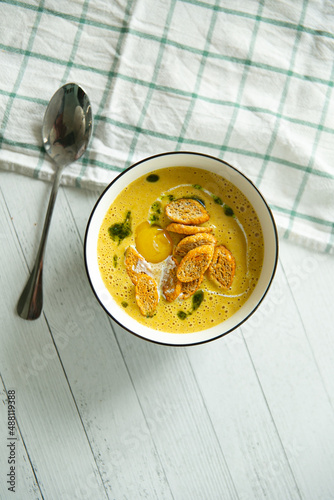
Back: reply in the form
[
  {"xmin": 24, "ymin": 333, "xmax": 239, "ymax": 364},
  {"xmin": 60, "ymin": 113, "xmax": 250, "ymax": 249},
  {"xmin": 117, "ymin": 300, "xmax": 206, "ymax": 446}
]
[{"xmin": 1, "ymin": 170, "xmax": 334, "ymax": 500}]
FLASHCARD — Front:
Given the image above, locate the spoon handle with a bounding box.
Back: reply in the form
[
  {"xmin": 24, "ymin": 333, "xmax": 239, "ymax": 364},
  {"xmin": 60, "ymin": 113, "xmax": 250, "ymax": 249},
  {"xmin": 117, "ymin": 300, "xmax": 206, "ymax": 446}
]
[{"xmin": 17, "ymin": 167, "xmax": 63, "ymax": 320}]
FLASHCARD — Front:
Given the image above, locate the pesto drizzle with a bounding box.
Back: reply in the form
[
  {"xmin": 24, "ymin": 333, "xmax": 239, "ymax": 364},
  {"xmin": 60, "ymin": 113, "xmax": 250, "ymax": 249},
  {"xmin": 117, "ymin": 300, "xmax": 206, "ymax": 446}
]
[
  {"xmin": 108, "ymin": 211, "xmax": 132, "ymax": 245},
  {"xmin": 146, "ymin": 174, "xmax": 159, "ymax": 182},
  {"xmin": 177, "ymin": 290, "xmax": 204, "ymax": 320},
  {"xmin": 149, "ymin": 200, "xmax": 162, "ymax": 223},
  {"xmin": 212, "ymin": 194, "xmax": 234, "ymax": 216},
  {"xmin": 224, "ymin": 205, "xmax": 234, "ymax": 217}
]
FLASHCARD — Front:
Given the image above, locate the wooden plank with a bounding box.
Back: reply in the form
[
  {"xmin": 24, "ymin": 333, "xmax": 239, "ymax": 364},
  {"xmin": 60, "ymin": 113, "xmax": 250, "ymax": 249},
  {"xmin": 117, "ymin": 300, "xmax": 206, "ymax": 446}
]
[
  {"xmin": 3, "ymin": 172, "xmax": 175, "ymax": 499},
  {"xmin": 113, "ymin": 325, "xmax": 240, "ymax": 499},
  {"xmin": 0, "ymin": 378, "xmax": 42, "ymax": 499},
  {"xmin": 279, "ymin": 242, "xmax": 334, "ymax": 405},
  {"xmin": 0, "ymin": 174, "xmax": 108, "ymax": 499},
  {"xmin": 240, "ymin": 248, "xmax": 334, "ymax": 500},
  {"xmin": 186, "ymin": 321, "xmax": 302, "ymax": 500}
]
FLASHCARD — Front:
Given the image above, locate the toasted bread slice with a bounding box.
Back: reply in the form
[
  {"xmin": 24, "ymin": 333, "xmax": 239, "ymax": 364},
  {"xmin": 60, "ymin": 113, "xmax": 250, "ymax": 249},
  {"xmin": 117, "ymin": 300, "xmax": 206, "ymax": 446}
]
[
  {"xmin": 180, "ymin": 275, "xmax": 203, "ymax": 300},
  {"xmin": 174, "ymin": 232, "xmax": 217, "ymax": 257},
  {"xmin": 135, "ymin": 274, "xmax": 159, "ymax": 317},
  {"xmin": 166, "ymin": 223, "xmax": 213, "ymax": 235},
  {"xmin": 125, "ymin": 246, "xmax": 150, "ymax": 285},
  {"xmin": 165, "ymin": 198, "xmax": 210, "ymax": 225},
  {"xmin": 208, "ymin": 245, "xmax": 236, "ymax": 289},
  {"xmin": 176, "ymin": 244, "xmax": 214, "ymax": 283},
  {"xmin": 161, "ymin": 257, "xmax": 182, "ymax": 302}
]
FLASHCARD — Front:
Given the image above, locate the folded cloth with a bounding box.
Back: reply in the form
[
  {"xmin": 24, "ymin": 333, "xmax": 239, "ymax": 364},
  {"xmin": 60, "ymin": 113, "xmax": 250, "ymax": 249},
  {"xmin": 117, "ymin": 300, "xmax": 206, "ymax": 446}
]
[{"xmin": 0, "ymin": 0, "xmax": 334, "ymax": 253}]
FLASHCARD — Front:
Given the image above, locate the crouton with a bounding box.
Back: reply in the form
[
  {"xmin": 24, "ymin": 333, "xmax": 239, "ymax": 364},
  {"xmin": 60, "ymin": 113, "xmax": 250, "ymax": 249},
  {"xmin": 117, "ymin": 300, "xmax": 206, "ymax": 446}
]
[
  {"xmin": 208, "ymin": 245, "xmax": 236, "ymax": 289},
  {"xmin": 176, "ymin": 244, "xmax": 214, "ymax": 283},
  {"xmin": 135, "ymin": 274, "xmax": 159, "ymax": 317},
  {"xmin": 165, "ymin": 198, "xmax": 210, "ymax": 225},
  {"xmin": 125, "ymin": 246, "xmax": 150, "ymax": 285},
  {"xmin": 180, "ymin": 275, "xmax": 203, "ymax": 300},
  {"xmin": 174, "ymin": 232, "xmax": 216, "ymax": 257},
  {"xmin": 166, "ymin": 223, "xmax": 213, "ymax": 235},
  {"xmin": 161, "ymin": 257, "xmax": 182, "ymax": 302}
]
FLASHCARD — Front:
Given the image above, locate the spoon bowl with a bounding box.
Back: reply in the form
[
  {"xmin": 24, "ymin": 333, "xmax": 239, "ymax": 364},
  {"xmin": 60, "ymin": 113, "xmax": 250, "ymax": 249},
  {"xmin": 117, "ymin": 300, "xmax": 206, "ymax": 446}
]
[
  {"xmin": 17, "ymin": 82, "xmax": 93, "ymax": 320},
  {"xmin": 42, "ymin": 83, "xmax": 92, "ymax": 166}
]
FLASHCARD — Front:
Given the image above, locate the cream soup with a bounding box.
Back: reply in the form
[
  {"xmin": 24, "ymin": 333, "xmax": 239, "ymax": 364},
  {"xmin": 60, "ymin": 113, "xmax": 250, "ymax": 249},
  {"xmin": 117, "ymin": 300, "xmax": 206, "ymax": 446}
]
[{"xmin": 97, "ymin": 166, "xmax": 264, "ymax": 333}]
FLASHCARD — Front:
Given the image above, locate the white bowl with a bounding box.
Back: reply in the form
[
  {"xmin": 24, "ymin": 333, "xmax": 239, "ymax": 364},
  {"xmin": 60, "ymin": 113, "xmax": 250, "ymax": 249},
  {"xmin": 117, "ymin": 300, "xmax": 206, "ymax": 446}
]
[{"xmin": 84, "ymin": 152, "xmax": 278, "ymax": 346}]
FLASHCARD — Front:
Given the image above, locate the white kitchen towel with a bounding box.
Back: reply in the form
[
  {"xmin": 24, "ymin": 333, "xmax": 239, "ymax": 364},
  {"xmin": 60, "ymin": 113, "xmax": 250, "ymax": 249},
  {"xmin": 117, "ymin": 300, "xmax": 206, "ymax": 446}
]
[{"xmin": 1, "ymin": 0, "xmax": 334, "ymax": 253}]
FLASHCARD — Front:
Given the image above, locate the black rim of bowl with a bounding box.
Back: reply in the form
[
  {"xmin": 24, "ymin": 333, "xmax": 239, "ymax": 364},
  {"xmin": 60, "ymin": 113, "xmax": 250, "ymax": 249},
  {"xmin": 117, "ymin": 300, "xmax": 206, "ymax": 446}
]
[{"xmin": 84, "ymin": 151, "xmax": 279, "ymax": 347}]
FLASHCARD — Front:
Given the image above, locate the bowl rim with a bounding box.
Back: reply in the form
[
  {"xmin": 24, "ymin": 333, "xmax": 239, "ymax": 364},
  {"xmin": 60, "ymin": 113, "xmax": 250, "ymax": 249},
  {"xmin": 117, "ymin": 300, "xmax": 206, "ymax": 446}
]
[{"xmin": 84, "ymin": 151, "xmax": 279, "ymax": 347}]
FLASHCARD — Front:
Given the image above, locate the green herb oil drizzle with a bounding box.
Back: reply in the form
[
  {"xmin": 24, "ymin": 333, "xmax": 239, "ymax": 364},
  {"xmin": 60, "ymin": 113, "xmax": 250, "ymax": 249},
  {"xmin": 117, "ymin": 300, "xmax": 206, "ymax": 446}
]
[
  {"xmin": 149, "ymin": 201, "xmax": 162, "ymax": 223},
  {"xmin": 146, "ymin": 174, "xmax": 159, "ymax": 182},
  {"xmin": 108, "ymin": 211, "xmax": 132, "ymax": 245},
  {"xmin": 177, "ymin": 290, "xmax": 204, "ymax": 320}
]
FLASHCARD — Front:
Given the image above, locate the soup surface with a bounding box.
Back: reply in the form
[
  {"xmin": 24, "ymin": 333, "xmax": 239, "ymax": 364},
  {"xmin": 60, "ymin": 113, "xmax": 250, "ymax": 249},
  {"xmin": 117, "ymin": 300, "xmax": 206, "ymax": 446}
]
[{"xmin": 97, "ymin": 166, "xmax": 264, "ymax": 333}]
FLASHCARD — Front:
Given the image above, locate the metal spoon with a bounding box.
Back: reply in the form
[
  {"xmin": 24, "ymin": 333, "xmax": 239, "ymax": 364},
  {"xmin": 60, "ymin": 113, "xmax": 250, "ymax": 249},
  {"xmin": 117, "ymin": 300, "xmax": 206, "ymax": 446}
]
[{"xmin": 17, "ymin": 82, "xmax": 93, "ymax": 320}]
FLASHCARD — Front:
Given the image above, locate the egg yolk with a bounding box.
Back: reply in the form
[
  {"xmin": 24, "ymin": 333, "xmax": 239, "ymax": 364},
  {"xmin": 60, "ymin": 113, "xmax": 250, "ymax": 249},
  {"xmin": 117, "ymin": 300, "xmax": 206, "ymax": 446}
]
[{"xmin": 135, "ymin": 221, "xmax": 173, "ymax": 263}]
